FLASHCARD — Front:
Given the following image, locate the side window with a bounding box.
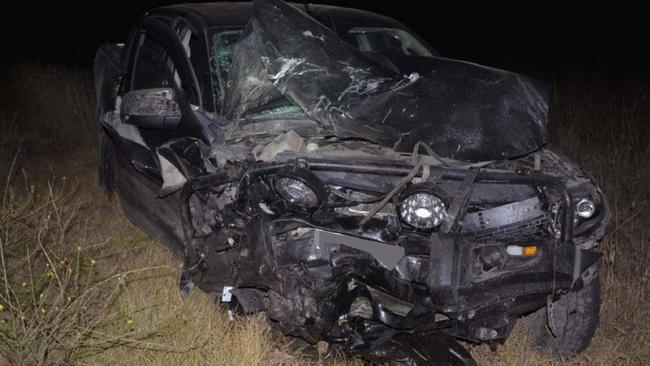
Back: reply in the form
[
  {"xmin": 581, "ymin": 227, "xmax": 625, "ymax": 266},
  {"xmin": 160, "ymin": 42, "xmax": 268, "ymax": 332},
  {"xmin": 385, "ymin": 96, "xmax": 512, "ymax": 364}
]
[
  {"xmin": 131, "ymin": 35, "xmax": 180, "ymax": 92},
  {"xmin": 208, "ymin": 29, "xmax": 243, "ymax": 112}
]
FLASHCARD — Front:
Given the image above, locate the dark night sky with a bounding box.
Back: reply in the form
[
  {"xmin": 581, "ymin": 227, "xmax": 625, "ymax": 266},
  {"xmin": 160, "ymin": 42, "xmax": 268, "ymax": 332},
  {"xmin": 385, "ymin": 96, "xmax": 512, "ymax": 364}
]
[{"xmin": 2, "ymin": 1, "xmax": 649, "ymax": 77}]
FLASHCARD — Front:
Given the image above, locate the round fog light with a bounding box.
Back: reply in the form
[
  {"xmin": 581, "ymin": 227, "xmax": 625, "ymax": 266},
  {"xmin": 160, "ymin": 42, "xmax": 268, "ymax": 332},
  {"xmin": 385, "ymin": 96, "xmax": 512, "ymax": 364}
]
[
  {"xmin": 399, "ymin": 192, "xmax": 446, "ymax": 229},
  {"xmin": 274, "ymin": 167, "xmax": 326, "ymax": 209},
  {"xmin": 479, "ymin": 246, "xmax": 505, "ymax": 271},
  {"xmin": 576, "ymin": 198, "xmax": 596, "ymax": 218}
]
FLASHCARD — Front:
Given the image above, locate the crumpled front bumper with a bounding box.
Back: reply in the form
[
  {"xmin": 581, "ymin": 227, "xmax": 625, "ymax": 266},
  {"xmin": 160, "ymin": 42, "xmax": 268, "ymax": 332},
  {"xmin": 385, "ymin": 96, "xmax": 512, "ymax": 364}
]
[
  {"xmin": 425, "ymin": 234, "xmax": 600, "ymax": 331},
  {"xmin": 176, "ymin": 157, "xmax": 606, "ymax": 348},
  {"xmin": 233, "ymin": 214, "xmax": 601, "ymax": 343}
]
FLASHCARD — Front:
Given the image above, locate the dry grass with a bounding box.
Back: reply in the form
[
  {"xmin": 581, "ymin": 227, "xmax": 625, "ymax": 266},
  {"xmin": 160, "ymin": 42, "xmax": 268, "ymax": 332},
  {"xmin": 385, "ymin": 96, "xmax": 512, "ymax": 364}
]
[
  {"xmin": 0, "ymin": 162, "xmax": 124, "ymax": 364},
  {"xmin": 0, "ymin": 63, "xmax": 648, "ymax": 365},
  {"xmin": 79, "ymin": 235, "xmax": 361, "ymax": 366},
  {"xmin": 0, "ymin": 63, "xmax": 95, "ymax": 155},
  {"xmin": 0, "ymin": 158, "xmax": 359, "ymax": 366}
]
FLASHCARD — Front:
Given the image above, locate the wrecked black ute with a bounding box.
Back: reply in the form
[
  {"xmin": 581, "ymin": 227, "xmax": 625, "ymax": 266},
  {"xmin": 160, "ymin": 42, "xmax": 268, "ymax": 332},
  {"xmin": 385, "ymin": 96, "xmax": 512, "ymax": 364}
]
[{"xmin": 94, "ymin": 1, "xmax": 610, "ymax": 364}]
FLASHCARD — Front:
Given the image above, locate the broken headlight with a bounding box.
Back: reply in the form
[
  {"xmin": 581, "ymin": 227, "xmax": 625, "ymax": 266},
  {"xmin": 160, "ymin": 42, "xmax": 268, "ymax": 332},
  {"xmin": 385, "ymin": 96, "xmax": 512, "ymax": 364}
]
[
  {"xmin": 274, "ymin": 167, "xmax": 326, "ymax": 209},
  {"xmin": 576, "ymin": 198, "xmax": 596, "ymax": 218},
  {"xmin": 399, "ymin": 189, "xmax": 446, "ymax": 230}
]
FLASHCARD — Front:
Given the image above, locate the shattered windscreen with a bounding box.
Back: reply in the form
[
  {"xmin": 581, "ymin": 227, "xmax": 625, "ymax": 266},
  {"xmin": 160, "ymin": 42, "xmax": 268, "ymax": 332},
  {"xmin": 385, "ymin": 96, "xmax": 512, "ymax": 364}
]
[
  {"xmin": 218, "ymin": 0, "xmax": 550, "ymax": 162},
  {"xmin": 209, "ymin": 25, "xmax": 434, "ymax": 120},
  {"xmin": 343, "ymin": 27, "xmax": 434, "ymax": 57}
]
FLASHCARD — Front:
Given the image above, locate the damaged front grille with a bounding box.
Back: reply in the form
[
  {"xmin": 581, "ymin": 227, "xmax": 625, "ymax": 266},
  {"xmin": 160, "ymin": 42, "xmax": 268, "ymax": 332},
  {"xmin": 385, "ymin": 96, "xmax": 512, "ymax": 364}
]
[
  {"xmin": 462, "ymin": 214, "xmax": 550, "ymax": 242},
  {"xmin": 461, "ymin": 197, "xmax": 552, "ymax": 242}
]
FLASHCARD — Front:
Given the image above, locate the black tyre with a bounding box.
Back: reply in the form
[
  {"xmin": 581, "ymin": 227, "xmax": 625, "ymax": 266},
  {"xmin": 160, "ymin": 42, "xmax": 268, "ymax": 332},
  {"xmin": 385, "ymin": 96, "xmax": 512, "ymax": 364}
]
[
  {"xmin": 99, "ymin": 129, "xmax": 118, "ymax": 196},
  {"xmin": 526, "ymin": 263, "xmax": 601, "ymax": 360}
]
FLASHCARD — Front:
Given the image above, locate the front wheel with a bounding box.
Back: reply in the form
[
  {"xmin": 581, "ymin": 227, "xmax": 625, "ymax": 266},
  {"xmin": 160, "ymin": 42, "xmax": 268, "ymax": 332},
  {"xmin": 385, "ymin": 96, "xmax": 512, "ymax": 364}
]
[{"xmin": 526, "ymin": 262, "xmax": 602, "ymax": 359}]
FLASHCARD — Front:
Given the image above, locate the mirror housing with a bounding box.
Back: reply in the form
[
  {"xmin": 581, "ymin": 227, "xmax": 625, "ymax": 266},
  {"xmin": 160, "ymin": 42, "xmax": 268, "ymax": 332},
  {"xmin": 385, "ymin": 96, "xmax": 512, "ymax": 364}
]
[{"xmin": 121, "ymin": 88, "xmax": 182, "ymax": 129}]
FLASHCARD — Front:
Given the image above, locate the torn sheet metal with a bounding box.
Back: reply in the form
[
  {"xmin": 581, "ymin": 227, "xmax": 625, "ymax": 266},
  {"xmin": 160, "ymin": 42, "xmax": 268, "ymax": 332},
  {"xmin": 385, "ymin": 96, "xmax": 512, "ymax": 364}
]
[
  {"xmin": 157, "ymin": 152, "xmax": 188, "ymax": 194},
  {"xmin": 103, "ymin": 109, "xmax": 148, "ymax": 148},
  {"xmin": 156, "ymin": 137, "xmax": 218, "ymax": 195},
  {"xmin": 225, "ymin": 0, "xmax": 549, "ymax": 162},
  {"xmin": 253, "ymin": 130, "xmax": 305, "ymax": 161}
]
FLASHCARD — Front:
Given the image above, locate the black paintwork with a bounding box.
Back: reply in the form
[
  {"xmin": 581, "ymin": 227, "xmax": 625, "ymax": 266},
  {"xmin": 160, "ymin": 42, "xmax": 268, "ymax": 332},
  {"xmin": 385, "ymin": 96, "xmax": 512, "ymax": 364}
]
[
  {"xmin": 93, "ymin": 1, "xmax": 610, "ymax": 365},
  {"xmin": 226, "ymin": 0, "xmax": 548, "ymax": 161}
]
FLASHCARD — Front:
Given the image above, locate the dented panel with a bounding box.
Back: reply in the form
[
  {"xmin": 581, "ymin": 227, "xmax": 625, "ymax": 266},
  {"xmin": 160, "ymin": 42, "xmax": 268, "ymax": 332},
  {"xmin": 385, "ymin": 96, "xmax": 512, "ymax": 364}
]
[
  {"xmin": 225, "ymin": 0, "xmax": 549, "ymax": 162},
  {"xmin": 94, "ymin": 2, "xmax": 610, "ymax": 365}
]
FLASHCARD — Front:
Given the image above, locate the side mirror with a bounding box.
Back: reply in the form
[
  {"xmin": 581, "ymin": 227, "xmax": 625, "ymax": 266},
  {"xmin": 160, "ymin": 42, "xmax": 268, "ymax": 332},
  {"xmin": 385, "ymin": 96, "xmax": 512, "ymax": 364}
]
[{"xmin": 121, "ymin": 88, "xmax": 182, "ymax": 129}]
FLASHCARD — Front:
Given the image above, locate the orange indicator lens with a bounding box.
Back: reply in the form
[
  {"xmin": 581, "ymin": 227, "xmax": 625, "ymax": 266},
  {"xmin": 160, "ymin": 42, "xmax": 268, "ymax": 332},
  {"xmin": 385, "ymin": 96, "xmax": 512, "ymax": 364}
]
[{"xmin": 523, "ymin": 245, "xmax": 538, "ymax": 256}]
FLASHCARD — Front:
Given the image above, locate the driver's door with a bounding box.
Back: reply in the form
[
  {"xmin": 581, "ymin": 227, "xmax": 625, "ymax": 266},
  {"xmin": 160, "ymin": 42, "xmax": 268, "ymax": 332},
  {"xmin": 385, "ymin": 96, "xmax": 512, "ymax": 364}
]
[{"xmin": 108, "ymin": 17, "xmax": 201, "ymax": 257}]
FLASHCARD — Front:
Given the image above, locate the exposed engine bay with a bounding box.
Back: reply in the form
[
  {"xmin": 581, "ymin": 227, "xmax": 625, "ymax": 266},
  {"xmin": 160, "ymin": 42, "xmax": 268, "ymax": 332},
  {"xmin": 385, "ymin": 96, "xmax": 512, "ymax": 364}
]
[{"xmin": 159, "ymin": 132, "xmax": 607, "ymax": 365}]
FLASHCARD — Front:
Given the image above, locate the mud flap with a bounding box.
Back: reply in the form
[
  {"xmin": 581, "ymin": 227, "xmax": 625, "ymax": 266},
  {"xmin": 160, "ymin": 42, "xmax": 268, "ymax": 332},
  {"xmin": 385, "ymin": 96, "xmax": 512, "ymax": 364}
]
[{"xmin": 362, "ymin": 331, "xmax": 477, "ymax": 366}]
